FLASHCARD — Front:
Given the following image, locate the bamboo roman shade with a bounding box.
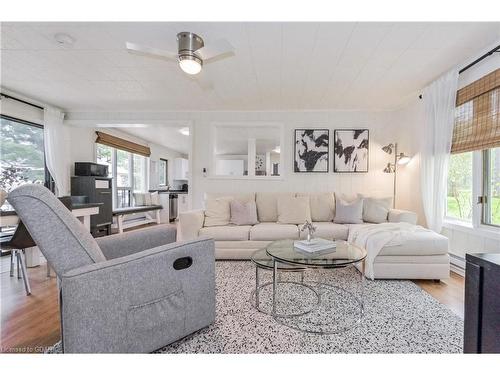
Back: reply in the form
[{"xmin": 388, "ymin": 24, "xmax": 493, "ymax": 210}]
[
  {"xmin": 95, "ymin": 131, "xmax": 151, "ymax": 157},
  {"xmin": 451, "ymin": 68, "xmax": 500, "ymax": 154}
]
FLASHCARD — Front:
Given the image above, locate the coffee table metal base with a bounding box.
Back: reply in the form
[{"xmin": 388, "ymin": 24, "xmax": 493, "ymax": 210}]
[{"xmin": 270, "ymin": 259, "xmax": 365, "ymax": 335}]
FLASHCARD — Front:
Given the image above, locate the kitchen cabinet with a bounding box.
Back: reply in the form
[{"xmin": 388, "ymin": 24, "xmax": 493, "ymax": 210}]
[{"xmin": 174, "ymin": 158, "xmax": 189, "ymax": 180}]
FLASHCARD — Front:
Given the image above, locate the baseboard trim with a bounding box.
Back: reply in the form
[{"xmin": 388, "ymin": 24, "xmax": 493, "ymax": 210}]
[{"xmin": 449, "ymin": 253, "xmax": 465, "ymax": 277}]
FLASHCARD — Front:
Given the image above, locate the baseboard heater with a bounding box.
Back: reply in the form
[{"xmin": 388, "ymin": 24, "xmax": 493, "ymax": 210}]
[{"xmin": 449, "ymin": 253, "xmax": 465, "ymax": 277}]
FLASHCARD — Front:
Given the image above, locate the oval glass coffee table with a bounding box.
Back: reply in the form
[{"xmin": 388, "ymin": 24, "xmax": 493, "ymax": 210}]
[{"xmin": 265, "ymin": 239, "xmax": 367, "ymax": 334}]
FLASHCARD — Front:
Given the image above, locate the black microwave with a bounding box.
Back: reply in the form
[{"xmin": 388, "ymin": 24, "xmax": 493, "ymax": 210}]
[{"xmin": 75, "ymin": 162, "xmax": 109, "ymax": 177}]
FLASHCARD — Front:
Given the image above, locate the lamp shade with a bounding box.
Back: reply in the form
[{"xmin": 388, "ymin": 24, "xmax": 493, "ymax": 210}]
[
  {"xmin": 383, "ymin": 162, "xmax": 395, "ymax": 173},
  {"xmin": 382, "ymin": 143, "xmax": 394, "ymax": 154},
  {"xmin": 397, "ymin": 153, "xmax": 411, "ymax": 165}
]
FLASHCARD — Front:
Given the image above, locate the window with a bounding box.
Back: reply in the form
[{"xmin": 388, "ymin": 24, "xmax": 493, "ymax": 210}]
[
  {"xmin": 483, "ymin": 147, "xmax": 500, "ymax": 226},
  {"xmin": 212, "ymin": 123, "xmax": 283, "ymax": 178},
  {"xmin": 96, "ymin": 143, "xmax": 113, "ymax": 177},
  {"xmin": 159, "ymin": 158, "xmax": 168, "ymax": 186},
  {"xmin": 95, "ymin": 143, "xmax": 148, "ymax": 208},
  {"xmin": 446, "ymin": 69, "xmax": 500, "ymax": 229},
  {"xmin": 133, "ymin": 154, "xmax": 147, "ymax": 193},
  {"xmin": 0, "ymin": 115, "xmax": 48, "ymax": 195},
  {"xmin": 446, "ymin": 152, "xmax": 473, "ymax": 222}
]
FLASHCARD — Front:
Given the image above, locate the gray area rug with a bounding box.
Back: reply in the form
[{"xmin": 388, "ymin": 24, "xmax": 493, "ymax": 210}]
[{"xmin": 49, "ymin": 261, "xmax": 463, "ymax": 353}]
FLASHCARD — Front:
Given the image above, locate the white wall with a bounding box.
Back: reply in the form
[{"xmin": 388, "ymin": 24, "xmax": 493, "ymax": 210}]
[{"xmin": 189, "ymin": 110, "xmax": 399, "ymax": 208}]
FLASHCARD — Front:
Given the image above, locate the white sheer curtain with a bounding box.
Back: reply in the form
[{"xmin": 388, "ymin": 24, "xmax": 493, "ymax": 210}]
[
  {"xmin": 420, "ymin": 69, "xmax": 459, "ymax": 232},
  {"xmin": 44, "ymin": 107, "xmax": 70, "ymax": 196}
]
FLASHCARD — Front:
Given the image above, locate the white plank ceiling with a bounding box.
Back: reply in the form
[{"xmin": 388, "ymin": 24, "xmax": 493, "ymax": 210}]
[{"xmin": 1, "ymin": 22, "xmax": 499, "ymax": 111}]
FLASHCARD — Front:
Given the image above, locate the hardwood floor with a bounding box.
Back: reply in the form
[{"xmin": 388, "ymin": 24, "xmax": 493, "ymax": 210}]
[{"xmin": 0, "ymin": 253, "xmax": 465, "ymax": 353}]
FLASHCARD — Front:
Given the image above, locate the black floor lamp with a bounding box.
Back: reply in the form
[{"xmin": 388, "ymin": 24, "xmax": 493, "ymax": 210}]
[{"xmin": 382, "ymin": 143, "xmax": 411, "ymax": 208}]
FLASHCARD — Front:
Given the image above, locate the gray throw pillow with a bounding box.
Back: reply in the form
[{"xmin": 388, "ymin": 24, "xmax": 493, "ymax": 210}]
[
  {"xmin": 333, "ymin": 196, "xmax": 364, "ymax": 224},
  {"xmin": 363, "ymin": 197, "xmax": 392, "ymax": 223},
  {"xmin": 230, "ymin": 200, "xmax": 259, "ymax": 225}
]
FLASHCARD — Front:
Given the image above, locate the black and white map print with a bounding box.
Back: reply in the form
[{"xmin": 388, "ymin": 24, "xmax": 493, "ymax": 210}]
[
  {"xmin": 333, "ymin": 129, "xmax": 369, "ymax": 172},
  {"xmin": 294, "ymin": 129, "xmax": 329, "ymax": 172}
]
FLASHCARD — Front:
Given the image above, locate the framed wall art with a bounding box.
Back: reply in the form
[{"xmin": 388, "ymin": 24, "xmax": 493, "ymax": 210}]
[
  {"xmin": 333, "ymin": 129, "xmax": 369, "ymax": 173},
  {"xmin": 294, "ymin": 129, "xmax": 329, "ymax": 173}
]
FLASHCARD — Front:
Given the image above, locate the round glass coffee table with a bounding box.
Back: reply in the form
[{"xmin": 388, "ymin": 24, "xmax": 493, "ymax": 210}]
[{"xmin": 265, "ymin": 239, "xmax": 367, "ymax": 334}]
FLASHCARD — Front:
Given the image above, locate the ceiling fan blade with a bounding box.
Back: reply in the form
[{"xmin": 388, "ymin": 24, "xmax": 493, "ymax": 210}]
[
  {"xmin": 125, "ymin": 42, "xmax": 177, "ymax": 61},
  {"xmin": 186, "ymin": 74, "xmax": 214, "ymax": 91},
  {"xmin": 196, "ymin": 39, "xmax": 235, "ymax": 63}
]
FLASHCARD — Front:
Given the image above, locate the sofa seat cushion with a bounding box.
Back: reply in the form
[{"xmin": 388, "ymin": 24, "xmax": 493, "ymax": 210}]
[
  {"xmin": 199, "ymin": 225, "xmax": 251, "ymax": 241},
  {"xmin": 299, "ymin": 222, "xmax": 349, "ymax": 241},
  {"xmin": 250, "ymin": 223, "xmax": 299, "ymax": 241},
  {"xmin": 378, "ymin": 231, "xmax": 449, "ymax": 256}
]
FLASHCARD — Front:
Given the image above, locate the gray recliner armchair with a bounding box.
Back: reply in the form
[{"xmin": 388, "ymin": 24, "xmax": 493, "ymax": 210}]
[{"xmin": 8, "ymin": 184, "xmax": 215, "ymax": 353}]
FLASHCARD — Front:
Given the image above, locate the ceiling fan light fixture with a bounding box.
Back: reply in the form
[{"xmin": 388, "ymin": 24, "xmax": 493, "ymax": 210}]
[{"xmin": 178, "ymin": 54, "xmax": 202, "ymax": 75}]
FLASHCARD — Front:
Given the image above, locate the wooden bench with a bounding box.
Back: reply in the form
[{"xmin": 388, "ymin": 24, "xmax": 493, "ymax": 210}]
[{"xmin": 112, "ymin": 205, "xmax": 163, "ymax": 234}]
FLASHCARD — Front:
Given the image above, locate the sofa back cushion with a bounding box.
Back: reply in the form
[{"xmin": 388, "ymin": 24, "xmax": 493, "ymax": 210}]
[
  {"xmin": 230, "ymin": 200, "xmax": 259, "ymax": 225},
  {"xmin": 333, "ymin": 196, "xmax": 364, "ymax": 224},
  {"xmin": 297, "ymin": 192, "xmax": 335, "ymax": 222},
  {"xmin": 255, "ymin": 192, "xmax": 295, "ymax": 222},
  {"xmin": 204, "ymin": 192, "xmax": 255, "ymax": 204},
  {"xmin": 363, "ymin": 197, "xmax": 392, "ymax": 223},
  {"xmin": 277, "ymin": 196, "xmax": 312, "ymax": 224},
  {"xmin": 203, "ymin": 193, "xmax": 255, "ymax": 227},
  {"xmin": 204, "ymin": 197, "xmax": 232, "ymax": 227}
]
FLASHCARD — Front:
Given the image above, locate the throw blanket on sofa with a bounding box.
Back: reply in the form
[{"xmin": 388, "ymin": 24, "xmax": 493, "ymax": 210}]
[{"xmin": 348, "ymin": 222, "xmax": 429, "ymax": 280}]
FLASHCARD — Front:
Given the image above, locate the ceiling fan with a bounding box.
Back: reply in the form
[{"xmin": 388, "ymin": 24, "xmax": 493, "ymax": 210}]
[{"xmin": 126, "ymin": 32, "xmax": 235, "ymax": 78}]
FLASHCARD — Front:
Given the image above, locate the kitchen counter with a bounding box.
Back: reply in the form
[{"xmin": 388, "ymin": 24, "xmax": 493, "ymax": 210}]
[{"xmin": 149, "ymin": 190, "xmax": 188, "ymax": 194}]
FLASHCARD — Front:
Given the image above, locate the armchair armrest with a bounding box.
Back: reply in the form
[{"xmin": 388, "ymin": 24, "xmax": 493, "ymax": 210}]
[
  {"xmin": 96, "ymin": 224, "xmax": 176, "ymax": 260},
  {"xmin": 388, "ymin": 209, "xmax": 417, "ymax": 225},
  {"xmin": 61, "ymin": 237, "xmax": 215, "ymax": 353},
  {"xmin": 178, "ymin": 209, "xmax": 205, "ymax": 241}
]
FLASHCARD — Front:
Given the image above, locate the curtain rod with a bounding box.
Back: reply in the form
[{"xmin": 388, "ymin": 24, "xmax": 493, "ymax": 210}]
[
  {"xmin": 0, "ymin": 93, "xmax": 44, "ymax": 110},
  {"xmin": 418, "ymin": 44, "xmax": 500, "ymax": 99}
]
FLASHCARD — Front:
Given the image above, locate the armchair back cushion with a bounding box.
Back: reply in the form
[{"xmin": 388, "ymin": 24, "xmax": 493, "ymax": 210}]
[{"xmin": 7, "ymin": 184, "xmax": 106, "ymax": 277}]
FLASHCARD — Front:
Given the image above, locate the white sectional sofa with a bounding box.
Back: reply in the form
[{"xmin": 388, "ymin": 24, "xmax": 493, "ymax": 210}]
[{"xmin": 179, "ymin": 192, "xmax": 450, "ymax": 280}]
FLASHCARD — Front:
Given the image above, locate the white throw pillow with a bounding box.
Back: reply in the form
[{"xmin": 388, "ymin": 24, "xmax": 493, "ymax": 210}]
[
  {"xmin": 144, "ymin": 193, "xmax": 152, "ymax": 206},
  {"xmin": 333, "ymin": 196, "xmax": 364, "ymax": 224},
  {"xmin": 277, "ymin": 196, "xmax": 312, "ymax": 224},
  {"xmin": 151, "ymin": 191, "xmax": 160, "ymax": 205},
  {"xmin": 363, "ymin": 197, "xmax": 392, "ymax": 223},
  {"xmin": 230, "ymin": 200, "xmax": 259, "ymax": 225},
  {"xmin": 204, "ymin": 197, "xmax": 232, "ymax": 227}
]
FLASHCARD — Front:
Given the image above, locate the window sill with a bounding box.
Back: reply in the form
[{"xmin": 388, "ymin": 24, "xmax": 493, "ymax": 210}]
[{"xmin": 443, "ymin": 219, "xmax": 499, "ymax": 240}]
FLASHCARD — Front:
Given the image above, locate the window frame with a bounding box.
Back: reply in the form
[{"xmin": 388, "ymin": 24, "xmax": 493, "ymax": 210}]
[
  {"xmin": 0, "ymin": 114, "xmax": 53, "ymax": 192},
  {"xmin": 158, "ymin": 158, "xmax": 168, "ymax": 187},
  {"xmin": 444, "ymin": 149, "xmax": 500, "ymax": 237},
  {"xmin": 481, "ymin": 148, "xmax": 499, "ymax": 228}
]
